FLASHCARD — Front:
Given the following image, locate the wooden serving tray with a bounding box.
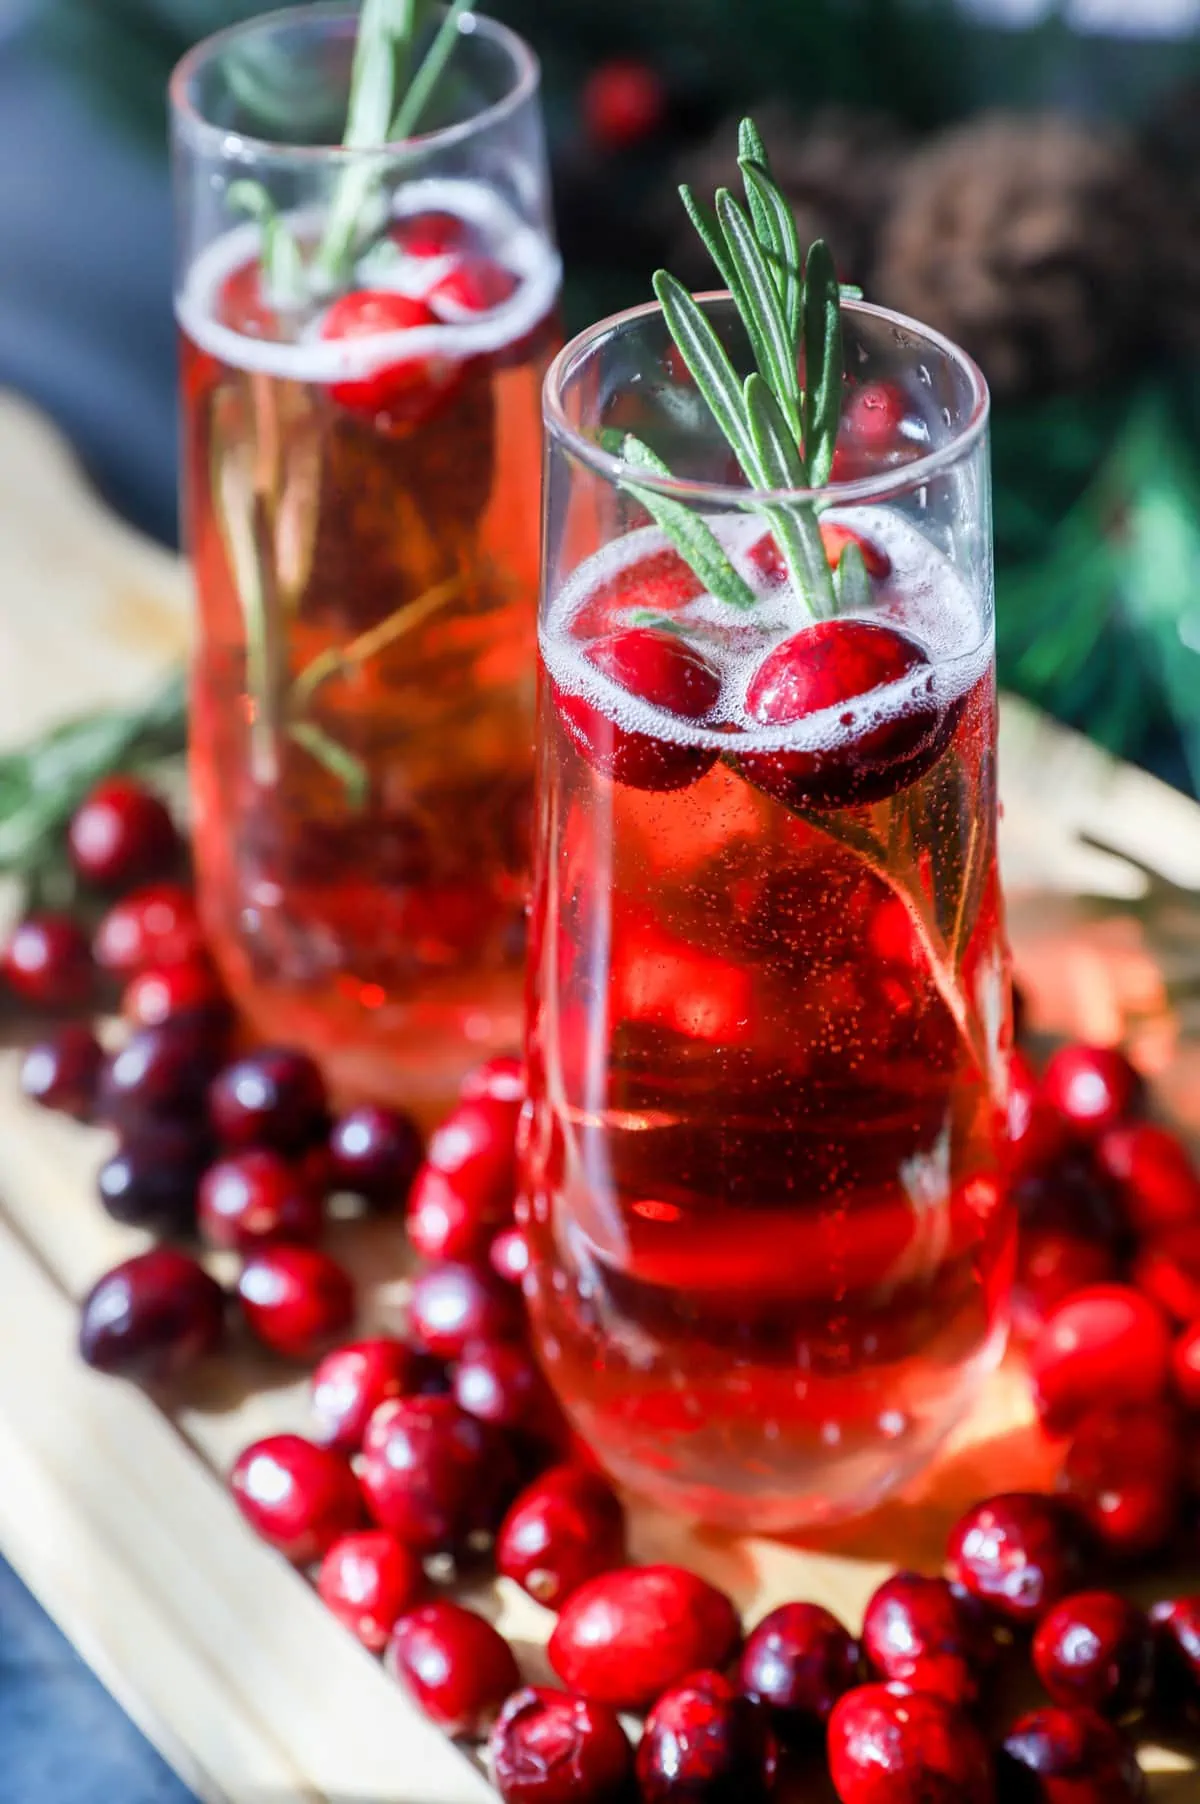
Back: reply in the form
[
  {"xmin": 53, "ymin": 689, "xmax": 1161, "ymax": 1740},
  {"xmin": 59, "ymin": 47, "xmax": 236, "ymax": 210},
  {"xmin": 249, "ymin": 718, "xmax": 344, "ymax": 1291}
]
[{"xmin": 1, "ymin": 392, "xmax": 1198, "ymax": 1801}]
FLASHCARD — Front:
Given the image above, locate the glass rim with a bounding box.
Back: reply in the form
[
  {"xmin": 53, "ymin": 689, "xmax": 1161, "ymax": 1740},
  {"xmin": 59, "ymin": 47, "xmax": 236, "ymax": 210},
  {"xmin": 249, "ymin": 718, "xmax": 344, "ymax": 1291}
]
[
  {"xmin": 169, "ymin": 1, "xmax": 541, "ymax": 163},
  {"xmin": 543, "ymin": 292, "xmax": 991, "ymax": 509}
]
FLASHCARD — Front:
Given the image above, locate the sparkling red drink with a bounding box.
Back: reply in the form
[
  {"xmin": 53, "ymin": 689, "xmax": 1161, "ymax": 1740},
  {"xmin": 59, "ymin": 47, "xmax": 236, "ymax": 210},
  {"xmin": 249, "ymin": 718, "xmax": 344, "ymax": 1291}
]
[
  {"xmin": 173, "ymin": 7, "xmax": 560, "ymax": 1118},
  {"xmin": 524, "ymin": 298, "xmax": 1010, "ymax": 1531}
]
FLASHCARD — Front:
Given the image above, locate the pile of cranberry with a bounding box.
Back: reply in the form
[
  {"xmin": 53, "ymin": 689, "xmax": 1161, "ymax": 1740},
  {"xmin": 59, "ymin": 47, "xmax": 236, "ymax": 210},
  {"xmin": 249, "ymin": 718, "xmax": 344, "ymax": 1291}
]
[{"xmin": 10, "ymin": 775, "xmax": 1200, "ymax": 1802}]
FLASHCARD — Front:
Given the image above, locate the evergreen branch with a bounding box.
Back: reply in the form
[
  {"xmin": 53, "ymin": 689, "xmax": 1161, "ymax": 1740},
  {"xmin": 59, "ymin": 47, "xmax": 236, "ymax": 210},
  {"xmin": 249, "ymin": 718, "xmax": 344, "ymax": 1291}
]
[
  {"xmin": 802, "ymin": 240, "xmax": 843, "ymax": 489},
  {"xmin": 715, "ymin": 187, "xmax": 802, "ymax": 437},
  {"xmin": 652, "ymin": 271, "xmax": 760, "ymax": 476},
  {"xmin": 287, "ymin": 722, "xmax": 370, "ymax": 808},
  {"xmin": 739, "ymin": 157, "xmax": 802, "ymax": 338},
  {"xmin": 835, "ymin": 540, "xmax": 873, "ymax": 612},
  {"xmin": 605, "ymin": 433, "xmax": 758, "ymax": 611},
  {"xmin": 391, "ymin": 0, "xmax": 473, "ymax": 137},
  {"xmin": 227, "ymin": 181, "xmax": 306, "ymax": 309}
]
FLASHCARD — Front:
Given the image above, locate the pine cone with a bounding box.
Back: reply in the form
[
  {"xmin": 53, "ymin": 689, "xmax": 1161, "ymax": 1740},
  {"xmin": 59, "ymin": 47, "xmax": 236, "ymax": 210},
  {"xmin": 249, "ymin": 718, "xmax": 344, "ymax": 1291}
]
[
  {"xmin": 1140, "ymin": 82, "xmax": 1200, "ymax": 356},
  {"xmin": 660, "ymin": 102, "xmax": 910, "ymax": 289},
  {"xmin": 875, "ymin": 114, "xmax": 1155, "ymax": 401}
]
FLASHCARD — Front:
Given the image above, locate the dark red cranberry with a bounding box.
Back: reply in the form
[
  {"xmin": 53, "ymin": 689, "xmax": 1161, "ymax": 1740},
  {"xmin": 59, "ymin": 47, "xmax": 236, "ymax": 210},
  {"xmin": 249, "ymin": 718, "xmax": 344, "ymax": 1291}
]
[
  {"xmin": 389, "ymin": 1599, "xmax": 519, "ymax": 1737},
  {"xmin": 407, "ymin": 1167, "xmax": 500, "ymax": 1263},
  {"xmin": 738, "ymin": 1601, "xmax": 860, "ymax": 1745},
  {"xmin": 320, "ymin": 290, "xmax": 461, "ymax": 423},
  {"xmin": 489, "ymin": 1686, "xmax": 634, "ymax": 1804},
  {"xmin": 198, "ymin": 1148, "xmax": 323, "ymax": 1251},
  {"xmin": 97, "ymin": 1120, "xmax": 211, "ymax": 1234},
  {"xmin": 1008, "ymin": 1049, "xmax": 1073, "ymax": 1183},
  {"xmin": 407, "ymin": 1261, "xmax": 522, "ymax": 1360},
  {"xmin": 490, "ymin": 1227, "xmax": 530, "ymax": 1286},
  {"xmin": 998, "ymin": 1707, "xmax": 1145, "ymax": 1803},
  {"xmin": 93, "ymin": 882, "xmax": 204, "ymax": 976},
  {"xmin": 452, "ymin": 1339, "xmax": 552, "ymax": 1432},
  {"xmin": 79, "ymin": 1248, "xmax": 225, "ymax": 1381},
  {"xmin": 637, "ymin": 1668, "xmax": 777, "ymax": 1802},
  {"xmin": 1098, "ymin": 1122, "xmax": 1200, "ymax": 1236},
  {"xmin": 862, "ymin": 1572, "xmax": 996, "ymax": 1710},
  {"xmin": 496, "ymin": 1466, "xmax": 626, "ymax": 1611},
  {"xmin": 1172, "ymin": 1319, "xmax": 1200, "ymax": 1409},
  {"xmin": 556, "ymin": 627, "xmax": 722, "ymax": 793},
  {"xmin": 1012, "ymin": 1149, "xmax": 1122, "ymax": 1245},
  {"xmin": 393, "ymin": 209, "xmax": 466, "ymax": 259},
  {"xmin": 237, "ymin": 1245, "xmax": 355, "ymax": 1359},
  {"xmin": 1058, "ymin": 1403, "xmax": 1183, "ymax": 1563},
  {"xmin": 946, "ymin": 1494, "xmax": 1083, "ymax": 1628},
  {"xmin": 827, "ymin": 1684, "xmax": 994, "ymax": 1804},
  {"xmin": 98, "ymin": 1018, "xmax": 227, "ymax": 1130},
  {"xmin": 582, "ymin": 57, "xmax": 667, "ymax": 151},
  {"xmin": 328, "ymin": 1103, "xmax": 422, "ymax": 1208},
  {"xmin": 1031, "ymin": 1285, "xmax": 1172, "ymax": 1433},
  {"xmin": 359, "ymin": 1394, "xmax": 517, "ymax": 1552},
  {"xmin": 741, "ymin": 619, "xmax": 947, "ymax": 809},
  {"xmin": 1149, "ymin": 1598, "xmax": 1200, "ymax": 1721},
  {"xmin": 310, "ymin": 1338, "xmax": 416, "ymax": 1453},
  {"xmin": 1013, "ymin": 1227, "xmax": 1118, "ymax": 1340},
  {"xmin": 1032, "ymin": 1594, "xmax": 1154, "ymax": 1722},
  {"xmin": 123, "ymin": 959, "xmax": 230, "ymax": 1031},
  {"xmin": 548, "ymin": 1565, "xmax": 740, "ymax": 1712},
  {"xmin": 2, "ymin": 913, "xmax": 92, "ymax": 1008},
  {"xmin": 229, "ymin": 1433, "xmax": 362, "ymax": 1564},
  {"xmin": 430, "ymin": 256, "xmax": 518, "ymax": 315},
  {"xmin": 407, "ymin": 1095, "xmax": 521, "ymax": 1260},
  {"xmin": 1132, "ymin": 1223, "xmax": 1200, "ymax": 1325},
  {"xmin": 316, "ymin": 1530, "xmax": 423, "ymax": 1651},
  {"xmin": 461, "ymin": 1055, "xmax": 525, "ymax": 1106},
  {"xmin": 839, "ymin": 380, "xmax": 909, "ymax": 458},
  {"xmin": 20, "ymin": 1023, "xmax": 102, "ymax": 1115},
  {"xmin": 1040, "ymin": 1045, "xmax": 1143, "ymax": 1140},
  {"xmin": 68, "ymin": 777, "xmax": 178, "ymax": 888},
  {"xmin": 210, "ymin": 1045, "xmax": 329, "ymax": 1153}
]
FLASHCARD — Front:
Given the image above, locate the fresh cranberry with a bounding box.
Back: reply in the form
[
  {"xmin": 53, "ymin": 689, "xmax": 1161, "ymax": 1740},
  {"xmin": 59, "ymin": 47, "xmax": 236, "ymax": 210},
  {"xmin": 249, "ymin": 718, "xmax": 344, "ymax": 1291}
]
[
  {"xmin": 97, "ymin": 1121, "xmax": 211, "ymax": 1235},
  {"xmin": 548, "ymin": 1565, "xmax": 740, "ymax": 1712},
  {"xmin": 1032, "ymin": 1594, "xmax": 1153, "ymax": 1722},
  {"xmin": 739, "ymin": 1601, "xmax": 860, "ymax": 1744},
  {"xmin": 430, "ymin": 257, "xmax": 517, "ymax": 315},
  {"xmin": 408, "ymin": 1093, "xmax": 519, "ymax": 1256},
  {"xmin": 840, "ymin": 380, "xmax": 910, "ymax": 456},
  {"xmin": 862, "ymin": 1573, "xmax": 996, "ymax": 1710},
  {"xmin": 328, "ymin": 1102, "xmax": 422, "ymax": 1208},
  {"xmin": 496, "ymin": 1466, "xmax": 626, "ymax": 1611},
  {"xmin": 452, "ymin": 1339, "xmax": 552, "ymax": 1431},
  {"xmin": 1149, "ymin": 1598, "xmax": 1200, "ymax": 1721},
  {"xmin": 359, "ymin": 1394, "xmax": 517, "ymax": 1552},
  {"xmin": 2, "ymin": 913, "xmax": 92, "ymax": 1008},
  {"xmin": 123, "ymin": 959, "xmax": 230, "ymax": 1031},
  {"xmin": 489, "ymin": 1686, "xmax": 634, "ymax": 1804},
  {"xmin": 1098, "ymin": 1122, "xmax": 1200, "ymax": 1236},
  {"xmin": 1013, "ymin": 1228, "xmax": 1118, "ymax": 1340},
  {"xmin": 1012, "ymin": 1149, "xmax": 1122, "ymax": 1245},
  {"xmin": 209, "ymin": 1046, "xmax": 328, "ymax": 1153},
  {"xmin": 93, "ymin": 882, "xmax": 204, "ymax": 976},
  {"xmin": 461, "ymin": 1055, "xmax": 525, "ymax": 1106},
  {"xmin": 1040, "ymin": 1045, "xmax": 1143, "ymax": 1140},
  {"xmin": 827, "ymin": 1684, "xmax": 994, "ymax": 1804},
  {"xmin": 582, "ymin": 57, "xmax": 667, "ymax": 150},
  {"xmin": 1031, "ymin": 1285, "xmax": 1172, "ymax": 1433},
  {"xmin": 98, "ymin": 1019, "xmax": 227, "ymax": 1130},
  {"xmin": 388, "ymin": 1600, "xmax": 519, "ymax": 1736},
  {"xmin": 79, "ymin": 1248, "xmax": 225, "ymax": 1382},
  {"xmin": 393, "ymin": 210, "xmax": 466, "ymax": 260},
  {"xmin": 229, "ymin": 1433, "xmax": 362, "ymax": 1564},
  {"xmin": 1132, "ymin": 1223, "xmax": 1200, "ymax": 1324},
  {"xmin": 998, "ymin": 1707, "xmax": 1145, "ymax": 1803},
  {"xmin": 1058, "ymin": 1403, "xmax": 1183, "ymax": 1563},
  {"xmin": 198, "ymin": 1148, "xmax": 323, "ymax": 1251},
  {"xmin": 218, "ymin": 257, "xmax": 276, "ymax": 336},
  {"xmin": 637, "ymin": 1668, "xmax": 777, "ymax": 1802},
  {"xmin": 310, "ymin": 1338, "xmax": 416, "ymax": 1453},
  {"xmin": 407, "ymin": 1261, "xmax": 522, "ymax": 1360},
  {"xmin": 741, "ymin": 619, "xmax": 946, "ymax": 808},
  {"xmin": 572, "ymin": 548, "xmax": 703, "ymax": 639},
  {"xmin": 20, "ymin": 1023, "xmax": 102, "ymax": 1116},
  {"xmin": 1008, "ymin": 1049, "xmax": 1073, "ymax": 1183},
  {"xmin": 237, "ymin": 1245, "xmax": 355, "ymax": 1359},
  {"xmin": 557, "ymin": 627, "xmax": 722, "ymax": 793},
  {"xmin": 316, "ymin": 1530, "xmax": 423, "ymax": 1651},
  {"xmin": 320, "ymin": 291, "xmax": 457, "ymax": 419},
  {"xmin": 946, "ymin": 1494, "xmax": 1083, "ymax": 1628},
  {"xmin": 67, "ymin": 777, "xmax": 178, "ymax": 888},
  {"xmin": 750, "ymin": 526, "xmax": 892, "ymax": 587},
  {"xmin": 1172, "ymin": 1319, "xmax": 1200, "ymax": 1409}
]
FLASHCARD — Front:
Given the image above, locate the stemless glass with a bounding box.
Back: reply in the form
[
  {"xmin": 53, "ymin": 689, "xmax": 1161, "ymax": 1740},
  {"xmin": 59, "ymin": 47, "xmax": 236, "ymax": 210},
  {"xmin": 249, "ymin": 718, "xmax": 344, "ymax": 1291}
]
[
  {"xmin": 524, "ymin": 295, "xmax": 1010, "ymax": 1532},
  {"xmin": 172, "ymin": 5, "xmax": 559, "ymax": 1117}
]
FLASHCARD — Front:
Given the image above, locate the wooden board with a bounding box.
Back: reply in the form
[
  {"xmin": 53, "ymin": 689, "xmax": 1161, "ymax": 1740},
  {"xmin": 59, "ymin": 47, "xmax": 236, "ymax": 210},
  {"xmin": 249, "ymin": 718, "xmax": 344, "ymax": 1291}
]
[{"xmin": 1, "ymin": 390, "xmax": 1198, "ymax": 1800}]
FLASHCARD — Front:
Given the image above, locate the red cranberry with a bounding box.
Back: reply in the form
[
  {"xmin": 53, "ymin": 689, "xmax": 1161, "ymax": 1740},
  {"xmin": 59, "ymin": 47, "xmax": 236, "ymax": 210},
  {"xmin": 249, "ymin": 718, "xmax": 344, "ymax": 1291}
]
[
  {"xmin": 582, "ymin": 57, "xmax": 667, "ymax": 150},
  {"xmin": 1013, "ymin": 1227, "xmax": 1118, "ymax": 1340},
  {"xmin": 407, "ymin": 1261, "xmax": 522, "ymax": 1360},
  {"xmin": 237, "ymin": 1245, "xmax": 355, "ymax": 1359},
  {"xmin": 1098, "ymin": 1122, "xmax": 1200, "ymax": 1236},
  {"xmin": 637, "ymin": 1668, "xmax": 777, "ymax": 1803},
  {"xmin": 1058, "ymin": 1404, "xmax": 1183, "ymax": 1563},
  {"xmin": 198, "ymin": 1148, "xmax": 323, "ymax": 1251},
  {"xmin": 840, "ymin": 380, "xmax": 909, "ymax": 456},
  {"xmin": 1031, "ymin": 1285, "xmax": 1172, "ymax": 1433},
  {"xmin": 68, "ymin": 777, "xmax": 178, "ymax": 887},
  {"xmin": 328, "ymin": 1102, "xmax": 422, "ymax": 1208},
  {"xmin": 20, "ymin": 1023, "xmax": 102, "ymax": 1115},
  {"xmin": 229, "ymin": 1433, "xmax": 362, "ymax": 1564},
  {"xmin": 557, "ymin": 627, "xmax": 722, "ymax": 793},
  {"xmin": 359, "ymin": 1394, "xmax": 517, "ymax": 1552},
  {"xmin": 123, "ymin": 959, "xmax": 230, "ymax": 1031},
  {"xmin": 1132, "ymin": 1224, "xmax": 1200, "ymax": 1324},
  {"xmin": 1040, "ymin": 1045, "xmax": 1143, "ymax": 1140},
  {"xmin": 2, "ymin": 913, "xmax": 92, "ymax": 1008},
  {"xmin": 310, "ymin": 1338, "xmax": 416, "ymax": 1453},
  {"xmin": 490, "ymin": 1226, "xmax": 530, "ymax": 1286},
  {"xmin": 388, "ymin": 1600, "xmax": 519, "ymax": 1737},
  {"xmin": 946, "ymin": 1494, "xmax": 1083, "ymax": 1628},
  {"xmin": 1172, "ymin": 1319, "xmax": 1200, "ymax": 1409},
  {"xmin": 998, "ymin": 1707, "xmax": 1145, "ymax": 1803},
  {"xmin": 393, "ymin": 209, "xmax": 466, "ymax": 259},
  {"xmin": 320, "ymin": 291, "xmax": 457, "ymax": 420},
  {"xmin": 93, "ymin": 882, "xmax": 204, "ymax": 976},
  {"xmin": 210, "ymin": 1045, "xmax": 329, "ymax": 1153},
  {"xmin": 862, "ymin": 1572, "xmax": 996, "ymax": 1710},
  {"xmin": 408, "ymin": 1168, "xmax": 501, "ymax": 1263},
  {"xmin": 461, "ymin": 1055, "xmax": 525, "ymax": 1106},
  {"xmin": 548, "ymin": 1565, "xmax": 740, "ymax": 1712},
  {"xmin": 1149, "ymin": 1598, "xmax": 1200, "ymax": 1721},
  {"xmin": 430, "ymin": 257, "xmax": 518, "ymax": 315},
  {"xmin": 98, "ymin": 1018, "xmax": 227, "ymax": 1130},
  {"xmin": 452, "ymin": 1339, "xmax": 552, "ymax": 1432},
  {"xmin": 489, "ymin": 1686, "xmax": 634, "ymax": 1804},
  {"xmin": 1032, "ymin": 1593, "xmax": 1154, "ymax": 1722},
  {"xmin": 496, "ymin": 1466, "xmax": 626, "ymax": 1610},
  {"xmin": 317, "ymin": 1530, "xmax": 423, "ymax": 1651},
  {"xmin": 1012, "ymin": 1150, "xmax": 1122, "ymax": 1245},
  {"xmin": 827, "ymin": 1684, "xmax": 994, "ymax": 1804},
  {"xmin": 1008, "ymin": 1049, "xmax": 1073, "ymax": 1183},
  {"xmin": 97, "ymin": 1121, "xmax": 211, "ymax": 1235},
  {"xmin": 79, "ymin": 1248, "xmax": 225, "ymax": 1381},
  {"xmin": 738, "ymin": 1601, "xmax": 860, "ymax": 1744},
  {"xmin": 741, "ymin": 619, "xmax": 946, "ymax": 809}
]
